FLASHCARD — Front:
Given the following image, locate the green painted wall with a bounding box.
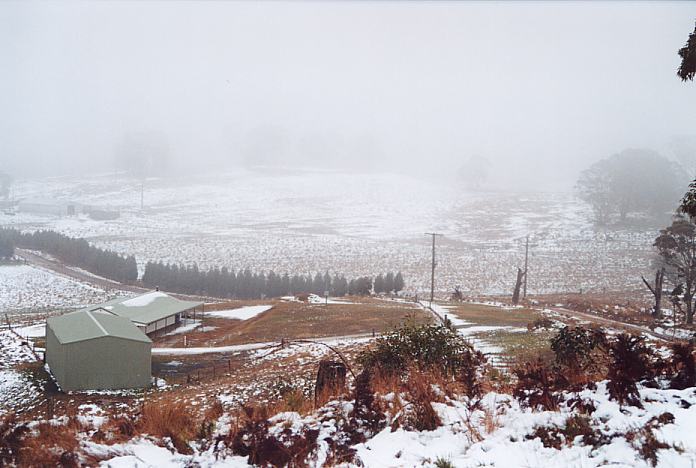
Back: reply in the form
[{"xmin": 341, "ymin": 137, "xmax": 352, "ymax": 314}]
[{"xmin": 46, "ymin": 332, "xmax": 151, "ymax": 391}]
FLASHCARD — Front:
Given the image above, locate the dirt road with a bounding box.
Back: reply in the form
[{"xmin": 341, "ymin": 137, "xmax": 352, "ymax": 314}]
[
  {"xmin": 547, "ymin": 305, "xmax": 679, "ymax": 342},
  {"xmin": 16, "ymin": 249, "xmax": 220, "ymax": 303},
  {"xmin": 17, "ymin": 249, "xmax": 146, "ymax": 294}
]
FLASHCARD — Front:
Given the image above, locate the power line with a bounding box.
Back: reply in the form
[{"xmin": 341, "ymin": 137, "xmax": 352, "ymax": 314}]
[{"xmin": 425, "ymin": 233, "xmax": 444, "ymax": 307}]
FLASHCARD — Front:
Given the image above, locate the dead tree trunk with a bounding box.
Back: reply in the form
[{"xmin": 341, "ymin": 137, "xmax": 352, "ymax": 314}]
[
  {"xmin": 315, "ymin": 359, "xmax": 347, "ymax": 404},
  {"xmin": 512, "ymin": 267, "xmax": 525, "ymax": 305},
  {"xmin": 641, "ymin": 268, "xmax": 665, "ymax": 318}
]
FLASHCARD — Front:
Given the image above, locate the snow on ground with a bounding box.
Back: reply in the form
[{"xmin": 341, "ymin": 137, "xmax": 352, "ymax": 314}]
[
  {"xmin": 428, "ymin": 303, "xmax": 471, "ymax": 326},
  {"xmin": 0, "ymin": 329, "xmax": 42, "ymax": 413},
  {"xmin": 165, "ymin": 320, "xmax": 201, "ymax": 335},
  {"xmin": 153, "ymin": 334, "xmax": 374, "ymax": 356},
  {"xmin": 0, "ymin": 264, "xmax": 119, "ymax": 315},
  {"xmin": 206, "ymin": 305, "xmax": 273, "ymax": 320},
  {"xmin": 90, "ymin": 380, "xmax": 696, "ymax": 468},
  {"xmin": 2, "ymin": 171, "xmax": 660, "ymax": 297},
  {"xmin": 13, "ymin": 323, "xmax": 46, "ymax": 338},
  {"xmin": 357, "ymin": 382, "xmax": 696, "ymax": 467},
  {"xmin": 307, "ymin": 294, "xmax": 356, "ymax": 305}
]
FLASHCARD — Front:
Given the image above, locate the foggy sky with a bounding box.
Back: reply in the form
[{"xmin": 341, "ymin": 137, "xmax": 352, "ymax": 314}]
[{"xmin": 2, "ymin": 1, "xmax": 696, "ymax": 189}]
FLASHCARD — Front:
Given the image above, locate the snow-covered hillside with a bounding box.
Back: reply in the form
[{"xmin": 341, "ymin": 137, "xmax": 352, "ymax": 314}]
[{"xmin": 2, "ymin": 170, "xmax": 658, "ymax": 295}]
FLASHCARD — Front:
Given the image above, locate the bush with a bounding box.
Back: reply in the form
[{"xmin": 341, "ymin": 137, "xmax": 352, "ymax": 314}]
[
  {"xmin": 527, "ymin": 415, "xmax": 607, "ymax": 450},
  {"xmin": 358, "ymin": 321, "xmax": 485, "ymax": 395},
  {"xmin": 607, "ymin": 334, "xmax": 654, "ymax": 407},
  {"xmin": 223, "ymin": 405, "xmax": 320, "ymax": 467},
  {"xmin": 550, "ymin": 326, "xmax": 607, "ymax": 377},
  {"xmin": 527, "ymin": 317, "xmax": 554, "ymax": 331},
  {"xmin": 513, "ymin": 359, "xmax": 567, "ymax": 411},
  {"xmin": 0, "ymin": 413, "xmax": 28, "ymax": 465},
  {"xmin": 668, "ymin": 341, "xmax": 696, "ymax": 390}
]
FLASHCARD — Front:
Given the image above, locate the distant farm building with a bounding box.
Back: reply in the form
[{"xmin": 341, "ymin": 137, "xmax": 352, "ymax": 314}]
[
  {"xmin": 17, "ymin": 199, "xmax": 82, "ymax": 217},
  {"xmin": 82, "ymin": 291, "xmax": 203, "ymax": 335},
  {"xmin": 45, "ymin": 291, "xmax": 202, "ymax": 391},
  {"xmin": 46, "ymin": 309, "xmax": 152, "ymax": 391}
]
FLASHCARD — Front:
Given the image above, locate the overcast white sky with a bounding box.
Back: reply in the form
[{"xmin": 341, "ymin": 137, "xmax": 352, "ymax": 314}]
[{"xmin": 1, "ymin": 1, "xmax": 696, "ymax": 189}]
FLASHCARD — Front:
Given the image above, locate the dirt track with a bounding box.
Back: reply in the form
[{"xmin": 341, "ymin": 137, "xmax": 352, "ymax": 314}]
[
  {"xmin": 16, "ymin": 249, "xmax": 219, "ymax": 303},
  {"xmin": 547, "ymin": 306, "xmax": 679, "ymax": 342}
]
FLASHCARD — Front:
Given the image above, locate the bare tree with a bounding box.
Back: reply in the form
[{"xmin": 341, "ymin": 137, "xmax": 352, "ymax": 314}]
[
  {"xmin": 641, "ymin": 267, "xmax": 665, "ymax": 318},
  {"xmin": 451, "ymin": 285, "xmax": 463, "ymax": 302},
  {"xmin": 655, "ymin": 217, "xmax": 696, "ymax": 324},
  {"xmin": 512, "ymin": 267, "xmax": 525, "ymax": 305}
]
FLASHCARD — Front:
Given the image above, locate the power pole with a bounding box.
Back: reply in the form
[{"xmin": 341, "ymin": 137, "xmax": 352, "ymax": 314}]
[
  {"xmin": 523, "ymin": 235, "xmax": 529, "ymax": 299},
  {"xmin": 425, "ymin": 233, "xmax": 443, "ymax": 307},
  {"xmin": 140, "ymin": 180, "xmax": 144, "ymax": 210}
]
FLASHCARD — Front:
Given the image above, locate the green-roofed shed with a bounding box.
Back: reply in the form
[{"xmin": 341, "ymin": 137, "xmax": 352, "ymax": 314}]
[
  {"xmin": 81, "ymin": 291, "xmax": 203, "ymax": 336},
  {"xmin": 46, "ymin": 310, "xmax": 152, "ymax": 391}
]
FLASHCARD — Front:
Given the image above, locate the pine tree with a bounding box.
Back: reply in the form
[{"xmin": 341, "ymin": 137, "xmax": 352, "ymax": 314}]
[
  {"xmin": 384, "ymin": 272, "xmax": 395, "ymax": 293},
  {"xmin": 374, "ymin": 274, "xmax": 384, "ymax": 294},
  {"xmin": 394, "ymin": 272, "xmax": 405, "ymax": 292}
]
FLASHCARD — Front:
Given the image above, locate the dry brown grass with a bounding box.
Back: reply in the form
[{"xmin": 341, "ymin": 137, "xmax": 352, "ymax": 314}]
[
  {"xmin": 155, "ymin": 298, "xmax": 430, "ymax": 348},
  {"xmin": 139, "ymin": 400, "xmax": 197, "ymax": 454},
  {"xmin": 481, "ymin": 406, "xmax": 500, "ymax": 435},
  {"xmin": 444, "ymin": 302, "xmax": 543, "ymax": 328},
  {"xmin": 19, "ymin": 422, "xmax": 79, "ymax": 467}
]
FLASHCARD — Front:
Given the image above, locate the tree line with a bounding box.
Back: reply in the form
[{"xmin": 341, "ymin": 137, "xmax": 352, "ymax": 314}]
[
  {"xmin": 576, "ymin": 149, "xmax": 687, "ymax": 225},
  {"xmin": 0, "ymin": 227, "xmax": 406, "ymax": 300},
  {"xmin": 0, "ymin": 228, "xmax": 138, "ymax": 283},
  {"xmin": 141, "ymin": 261, "xmax": 404, "ymax": 299}
]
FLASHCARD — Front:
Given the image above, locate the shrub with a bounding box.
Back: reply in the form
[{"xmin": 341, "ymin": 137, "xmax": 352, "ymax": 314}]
[
  {"xmin": 222, "ymin": 405, "xmax": 320, "ymax": 467},
  {"xmin": 668, "ymin": 341, "xmax": 696, "ymax": 390},
  {"xmin": 550, "ymin": 326, "xmax": 607, "ymax": 380},
  {"xmin": 513, "ymin": 359, "xmax": 567, "ymax": 411},
  {"xmin": 527, "ymin": 317, "xmax": 554, "ymax": 331},
  {"xmin": 607, "ymin": 334, "xmax": 653, "ymax": 407},
  {"xmin": 403, "ymin": 371, "xmax": 442, "ymax": 431},
  {"xmin": 349, "ymin": 368, "xmax": 386, "ymax": 441},
  {"xmin": 0, "ymin": 413, "xmax": 28, "ymax": 466},
  {"xmin": 434, "ymin": 456, "xmax": 455, "ymax": 468},
  {"xmin": 527, "ymin": 415, "xmax": 607, "ymax": 450},
  {"xmin": 358, "ymin": 321, "xmax": 485, "ymax": 395}
]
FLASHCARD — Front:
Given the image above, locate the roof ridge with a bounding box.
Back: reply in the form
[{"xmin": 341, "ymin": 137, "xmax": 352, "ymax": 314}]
[{"xmin": 86, "ymin": 310, "xmax": 108, "ymax": 337}]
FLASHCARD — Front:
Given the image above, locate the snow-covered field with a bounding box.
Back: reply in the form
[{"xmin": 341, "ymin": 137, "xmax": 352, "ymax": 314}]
[
  {"xmin": 0, "ymin": 264, "xmax": 120, "ymax": 315},
  {"xmin": 207, "ymin": 305, "xmax": 274, "ymax": 320},
  {"xmin": 2, "ymin": 170, "xmax": 659, "ymax": 296}
]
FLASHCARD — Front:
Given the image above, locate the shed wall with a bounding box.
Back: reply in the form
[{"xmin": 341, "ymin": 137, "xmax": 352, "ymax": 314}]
[
  {"xmin": 58, "ymin": 337, "xmax": 151, "ymax": 391},
  {"xmin": 45, "ymin": 325, "xmax": 67, "ymax": 388}
]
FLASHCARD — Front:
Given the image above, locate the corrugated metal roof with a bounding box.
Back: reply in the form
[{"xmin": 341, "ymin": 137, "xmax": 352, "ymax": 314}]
[
  {"xmin": 48, "ymin": 309, "xmax": 152, "ymax": 344},
  {"xmin": 80, "ymin": 291, "xmax": 203, "ymax": 325}
]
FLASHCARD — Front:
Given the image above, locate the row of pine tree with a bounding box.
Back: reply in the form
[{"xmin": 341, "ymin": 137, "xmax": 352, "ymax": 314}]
[
  {"xmin": 141, "ymin": 261, "xmax": 404, "ymax": 299},
  {"xmin": 0, "ymin": 228, "xmax": 137, "ymax": 283},
  {"xmin": 0, "ymin": 228, "xmax": 406, "ymax": 299}
]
